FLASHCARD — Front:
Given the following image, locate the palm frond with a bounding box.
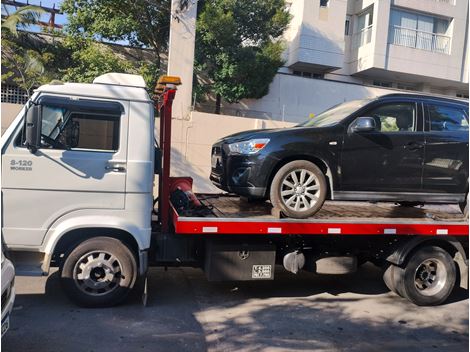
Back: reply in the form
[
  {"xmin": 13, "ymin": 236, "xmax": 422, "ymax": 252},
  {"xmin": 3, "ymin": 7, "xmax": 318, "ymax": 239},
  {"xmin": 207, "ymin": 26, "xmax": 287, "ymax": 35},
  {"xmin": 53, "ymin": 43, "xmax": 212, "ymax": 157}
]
[{"xmin": 2, "ymin": 5, "xmax": 46, "ymax": 36}]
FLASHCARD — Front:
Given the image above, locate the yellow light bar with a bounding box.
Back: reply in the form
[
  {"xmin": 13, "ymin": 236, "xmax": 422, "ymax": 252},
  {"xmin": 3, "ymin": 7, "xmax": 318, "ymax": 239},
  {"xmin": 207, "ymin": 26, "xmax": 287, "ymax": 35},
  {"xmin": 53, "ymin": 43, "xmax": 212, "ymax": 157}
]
[{"xmin": 157, "ymin": 75, "xmax": 182, "ymax": 85}]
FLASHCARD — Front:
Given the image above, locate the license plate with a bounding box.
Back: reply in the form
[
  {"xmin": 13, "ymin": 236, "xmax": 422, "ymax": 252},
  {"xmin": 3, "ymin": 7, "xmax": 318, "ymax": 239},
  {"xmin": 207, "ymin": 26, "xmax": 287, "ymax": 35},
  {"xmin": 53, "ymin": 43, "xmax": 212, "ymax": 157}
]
[
  {"xmin": 1, "ymin": 315, "xmax": 9, "ymax": 337},
  {"xmin": 252, "ymin": 265, "xmax": 272, "ymax": 279}
]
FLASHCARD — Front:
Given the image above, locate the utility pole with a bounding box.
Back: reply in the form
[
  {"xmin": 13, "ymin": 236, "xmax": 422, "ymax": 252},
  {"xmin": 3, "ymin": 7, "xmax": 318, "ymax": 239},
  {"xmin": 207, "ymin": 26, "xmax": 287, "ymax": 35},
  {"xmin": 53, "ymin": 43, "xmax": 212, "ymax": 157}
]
[{"xmin": 167, "ymin": 0, "xmax": 198, "ymax": 121}]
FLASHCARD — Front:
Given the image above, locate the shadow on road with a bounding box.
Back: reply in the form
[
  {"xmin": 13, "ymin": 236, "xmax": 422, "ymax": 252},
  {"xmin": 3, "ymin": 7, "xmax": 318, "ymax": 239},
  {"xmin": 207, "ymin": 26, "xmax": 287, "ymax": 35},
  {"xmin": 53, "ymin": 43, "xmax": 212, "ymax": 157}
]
[{"xmin": 2, "ymin": 265, "xmax": 468, "ymax": 352}]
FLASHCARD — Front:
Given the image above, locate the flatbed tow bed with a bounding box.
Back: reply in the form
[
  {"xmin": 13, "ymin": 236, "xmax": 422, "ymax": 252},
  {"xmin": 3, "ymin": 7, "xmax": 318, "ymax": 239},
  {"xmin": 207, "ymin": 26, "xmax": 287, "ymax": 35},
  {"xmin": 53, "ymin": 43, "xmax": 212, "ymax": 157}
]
[
  {"xmin": 173, "ymin": 195, "xmax": 468, "ymax": 237},
  {"xmin": 3, "ymin": 74, "xmax": 467, "ymax": 307}
]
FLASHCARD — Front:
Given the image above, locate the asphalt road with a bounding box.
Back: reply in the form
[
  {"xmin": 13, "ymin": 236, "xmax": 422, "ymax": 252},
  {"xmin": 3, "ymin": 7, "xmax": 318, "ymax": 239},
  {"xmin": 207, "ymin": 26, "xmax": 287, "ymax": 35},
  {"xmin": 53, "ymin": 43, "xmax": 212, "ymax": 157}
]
[{"xmin": 2, "ymin": 264, "xmax": 468, "ymax": 352}]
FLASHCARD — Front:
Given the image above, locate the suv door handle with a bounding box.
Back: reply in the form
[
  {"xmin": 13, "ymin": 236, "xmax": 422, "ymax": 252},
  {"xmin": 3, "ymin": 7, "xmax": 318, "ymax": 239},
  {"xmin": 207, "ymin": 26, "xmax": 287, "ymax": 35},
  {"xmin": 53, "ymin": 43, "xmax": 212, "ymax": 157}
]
[
  {"xmin": 105, "ymin": 163, "xmax": 126, "ymax": 172},
  {"xmin": 405, "ymin": 141, "xmax": 424, "ymax": 151}
]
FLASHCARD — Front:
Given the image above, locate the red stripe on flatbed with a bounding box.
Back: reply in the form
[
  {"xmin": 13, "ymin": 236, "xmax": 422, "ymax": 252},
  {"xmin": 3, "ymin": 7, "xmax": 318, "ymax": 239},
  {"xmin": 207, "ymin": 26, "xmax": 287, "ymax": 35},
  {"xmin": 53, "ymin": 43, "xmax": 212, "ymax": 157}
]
[{"xmin": 172, "ymin": 208, "xmax": 469, "ymax": 236}]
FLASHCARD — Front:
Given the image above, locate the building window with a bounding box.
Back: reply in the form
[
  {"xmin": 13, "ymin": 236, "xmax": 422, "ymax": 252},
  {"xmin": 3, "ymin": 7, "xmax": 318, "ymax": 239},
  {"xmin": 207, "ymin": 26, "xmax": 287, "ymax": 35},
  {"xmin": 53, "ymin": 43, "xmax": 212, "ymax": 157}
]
[
  {"xmin": 345, "ymin": 15, "xmax": 351, "ymax": 36},
  {"xmin": 456, "ymin": 93, "xmax": 469, "ymax": 99},
  {"xmin": 388, "ymin": 9, "xmax": 451, "ymax": 54},
  {"xmin": 320, "ymin": 0, "xmax": 329, "ymax": 7},
  {"xmin": 397, "ymin": 83, "xmax": 418, "ymax": 91},
  {"xmin": 353, "ymin": 7, "xmax": 373, "ymax": 48},
  {"xmin": 292, "ymin": 71, "xmax": 324, "ymax": 79},
  {"xmin": 373, "ymin": 80, "xmax": 393, "ymax": 88}
]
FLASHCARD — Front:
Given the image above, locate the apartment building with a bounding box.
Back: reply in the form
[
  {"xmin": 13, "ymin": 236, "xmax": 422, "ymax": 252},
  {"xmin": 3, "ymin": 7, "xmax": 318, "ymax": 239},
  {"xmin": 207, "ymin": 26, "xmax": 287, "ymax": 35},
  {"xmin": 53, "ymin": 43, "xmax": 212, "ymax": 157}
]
[{"xmin": 226, "ymin": 0, "xmax": 469, "ymax": 122}]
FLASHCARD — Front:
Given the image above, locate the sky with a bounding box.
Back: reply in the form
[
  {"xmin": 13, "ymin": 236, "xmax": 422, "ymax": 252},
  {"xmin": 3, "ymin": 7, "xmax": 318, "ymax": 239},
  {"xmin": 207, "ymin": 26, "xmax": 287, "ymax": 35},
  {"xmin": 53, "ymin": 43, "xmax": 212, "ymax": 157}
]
[{"xmin": 1, "ymin": 0, "xmax": 68, "ymax": 30}]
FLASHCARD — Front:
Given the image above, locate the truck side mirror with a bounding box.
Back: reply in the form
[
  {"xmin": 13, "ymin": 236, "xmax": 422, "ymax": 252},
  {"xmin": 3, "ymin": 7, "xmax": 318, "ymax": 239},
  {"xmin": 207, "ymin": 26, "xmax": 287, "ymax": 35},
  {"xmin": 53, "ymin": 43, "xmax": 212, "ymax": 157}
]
[
  {"xmin": 25, "ymin": 104, "xmax": 42, "ymax": 153},
  {"xmin": 350, "ymin": 116, "xmax": 376, "ymax": 133}
]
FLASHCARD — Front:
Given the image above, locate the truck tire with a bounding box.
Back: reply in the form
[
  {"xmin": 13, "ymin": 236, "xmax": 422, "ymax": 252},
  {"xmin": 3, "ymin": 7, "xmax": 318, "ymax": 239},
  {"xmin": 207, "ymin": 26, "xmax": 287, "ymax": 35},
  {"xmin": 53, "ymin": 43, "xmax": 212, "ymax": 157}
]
[
  {"xmin": 270, "ymin": 160, "xmax": 327, "ymax": 219},
  {"xmin": 392, "ymin": 246, "xmax": 456, "ymax": 306},
  {"xmin": 60, "ymin": 237, "xmax": 137, "ymax": 307},
  {"xmin": 383, "ymin": 263, "xmax": 400, "ymax": 295}
]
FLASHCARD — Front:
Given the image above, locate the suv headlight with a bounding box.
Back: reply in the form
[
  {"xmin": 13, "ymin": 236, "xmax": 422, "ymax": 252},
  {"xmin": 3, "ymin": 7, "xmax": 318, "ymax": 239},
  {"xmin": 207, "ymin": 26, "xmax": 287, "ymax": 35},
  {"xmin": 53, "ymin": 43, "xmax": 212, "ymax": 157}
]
[{"xmin": 228, "ymin": 138, "xmax": 270, "ymax": 155}]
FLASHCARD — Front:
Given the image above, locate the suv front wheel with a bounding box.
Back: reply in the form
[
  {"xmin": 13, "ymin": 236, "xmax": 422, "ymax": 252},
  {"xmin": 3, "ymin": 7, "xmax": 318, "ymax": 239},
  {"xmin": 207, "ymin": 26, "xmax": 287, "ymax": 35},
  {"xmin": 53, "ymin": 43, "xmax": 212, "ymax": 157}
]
[{"xmin": 270, "ymin": 160, "xmax": 327, "ymax": 219}]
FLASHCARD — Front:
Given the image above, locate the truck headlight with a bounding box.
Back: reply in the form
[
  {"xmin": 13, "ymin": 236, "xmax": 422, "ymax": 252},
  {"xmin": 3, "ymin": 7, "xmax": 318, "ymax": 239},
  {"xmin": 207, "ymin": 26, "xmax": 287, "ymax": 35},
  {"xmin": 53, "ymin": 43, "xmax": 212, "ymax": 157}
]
[{"xmin": 228, "ymin": 138, "xmax": 270, "ymax": 155}]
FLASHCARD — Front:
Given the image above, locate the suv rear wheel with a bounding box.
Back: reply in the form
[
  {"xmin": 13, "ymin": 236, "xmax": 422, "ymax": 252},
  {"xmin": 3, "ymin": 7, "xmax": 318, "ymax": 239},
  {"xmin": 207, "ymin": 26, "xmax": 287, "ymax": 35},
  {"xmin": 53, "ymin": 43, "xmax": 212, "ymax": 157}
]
[{"xmin": 270, "ymin": 160, "xmax": 327, "ymax": 218}]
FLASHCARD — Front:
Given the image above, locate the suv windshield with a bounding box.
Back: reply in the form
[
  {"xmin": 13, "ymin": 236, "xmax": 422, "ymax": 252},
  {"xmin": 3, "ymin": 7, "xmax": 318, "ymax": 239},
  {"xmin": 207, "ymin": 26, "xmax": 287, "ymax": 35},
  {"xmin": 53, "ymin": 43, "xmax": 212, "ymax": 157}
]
[{"xmin": 298, "ymin": 99, "xmax": 370, "ymax": 127}]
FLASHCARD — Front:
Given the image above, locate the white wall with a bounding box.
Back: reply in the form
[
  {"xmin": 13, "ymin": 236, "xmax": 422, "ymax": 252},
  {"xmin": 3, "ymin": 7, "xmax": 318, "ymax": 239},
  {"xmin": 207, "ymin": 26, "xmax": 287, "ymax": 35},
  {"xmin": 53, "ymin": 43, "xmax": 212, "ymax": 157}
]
[
  {"xmin": 286, "ymin": 0, "xmax": 348, "ymax": 71},
  {"xmin": 1, "ymin": 103, "xmax": 22, "ymax": 135},
  {"xmin": 225, "ymin": 73, "xmax": 396, "ymax": 123}
]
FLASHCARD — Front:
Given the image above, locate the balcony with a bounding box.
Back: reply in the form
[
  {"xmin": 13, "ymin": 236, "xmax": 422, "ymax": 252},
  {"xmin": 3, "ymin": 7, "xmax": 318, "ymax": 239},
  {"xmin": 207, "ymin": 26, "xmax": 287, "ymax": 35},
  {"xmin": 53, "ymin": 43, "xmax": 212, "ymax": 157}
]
[{"xmin": 388, "ymin": 25, "xmax": 451, "ymax": 54}]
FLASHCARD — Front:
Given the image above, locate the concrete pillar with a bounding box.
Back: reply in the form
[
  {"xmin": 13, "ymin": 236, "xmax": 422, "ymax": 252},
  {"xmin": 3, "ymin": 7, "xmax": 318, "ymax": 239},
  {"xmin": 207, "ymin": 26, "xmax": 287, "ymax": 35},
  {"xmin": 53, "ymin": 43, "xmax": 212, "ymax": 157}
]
[{"xmin": 167, "ymin": 0, "xmax": 198, "ymax": 120}]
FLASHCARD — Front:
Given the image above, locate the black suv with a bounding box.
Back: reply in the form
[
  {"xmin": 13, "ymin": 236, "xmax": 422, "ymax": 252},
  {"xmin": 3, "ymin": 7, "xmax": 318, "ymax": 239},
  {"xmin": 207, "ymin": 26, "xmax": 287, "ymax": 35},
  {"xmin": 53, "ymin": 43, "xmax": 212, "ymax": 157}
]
[{"xmin": 210, "ymin": 94, "xmax": 469, "ymax": 218}]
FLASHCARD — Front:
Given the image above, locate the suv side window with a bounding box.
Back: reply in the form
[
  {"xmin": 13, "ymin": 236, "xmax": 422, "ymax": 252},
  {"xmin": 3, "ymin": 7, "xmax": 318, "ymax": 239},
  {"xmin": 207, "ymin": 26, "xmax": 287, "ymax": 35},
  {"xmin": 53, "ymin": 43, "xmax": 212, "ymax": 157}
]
[
  {"xmin": 427, "ymin": 104, "xmax": 468, "ymax": 132},
  {"xmin": 366, "ymin": 102, "xmax": 417, "ymax": 132}
]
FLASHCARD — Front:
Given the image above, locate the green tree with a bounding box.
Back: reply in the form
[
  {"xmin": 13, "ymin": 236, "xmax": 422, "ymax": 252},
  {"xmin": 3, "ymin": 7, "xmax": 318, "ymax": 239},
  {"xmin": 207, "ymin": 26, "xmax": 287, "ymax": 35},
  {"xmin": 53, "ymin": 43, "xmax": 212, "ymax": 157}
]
[
  {"xmin": 61, "ymin": 0, "xmax": 171, "ymax": 87},
  {"xmin": 195, "ymin": 0, "xmax": 290, "ymax": 113},
  {"xmin": 60, "ymin": 36, "xmax": 137, "ymax": 83},
  {"xmin": 1, "ymin": 5, "xmax": 54, "ymax": 97}
]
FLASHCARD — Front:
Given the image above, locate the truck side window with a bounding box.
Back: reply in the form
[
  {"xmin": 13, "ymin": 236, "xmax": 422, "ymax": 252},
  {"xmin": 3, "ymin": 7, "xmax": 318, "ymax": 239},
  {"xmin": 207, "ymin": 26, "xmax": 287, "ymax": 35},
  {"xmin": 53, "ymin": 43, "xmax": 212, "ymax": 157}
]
[
  {"xmin": 427, "ymin": 104, "xmax": 468, "ymax": 132},
  {"xmin": 38, "ymin": 105, "xmax": 120, "ymax": 152},
  {"xmin": 65, "ymin": 112, "xmax": 120, "ymax": 151}
]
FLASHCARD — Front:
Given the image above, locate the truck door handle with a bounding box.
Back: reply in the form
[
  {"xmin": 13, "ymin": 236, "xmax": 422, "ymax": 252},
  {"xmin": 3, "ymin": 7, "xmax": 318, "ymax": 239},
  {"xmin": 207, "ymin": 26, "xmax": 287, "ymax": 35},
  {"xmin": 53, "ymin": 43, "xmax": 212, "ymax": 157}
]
[
  {"xmin": 105, "ymin": 164, "xmax": 126, "ymax": 172},
  {"xmin": 405, "ymin": 141, "xmax": 424, "ymax": 151}
]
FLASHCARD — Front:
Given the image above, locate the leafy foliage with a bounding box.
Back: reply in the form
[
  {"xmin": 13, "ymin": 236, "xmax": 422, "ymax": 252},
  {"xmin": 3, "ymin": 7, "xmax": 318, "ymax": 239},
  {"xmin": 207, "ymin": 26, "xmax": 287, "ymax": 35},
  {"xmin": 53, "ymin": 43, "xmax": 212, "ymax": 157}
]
[
  {"xmin": 195, "ymin": 0, "xmax": 290, "ymax": 110},
  {"xmin": 1, "ymin": 6, "xmax": 62, "ymax": 97},
  {"xmin": 61, "ymin": 0, "xmax": 171, "ymax": 87},
  {"xmin": 60, "ymin": 36, "xmax": 136, "ymax": 83},
  {"xmin": 1, "ymin": 5, "xmax": 45, "ymax": 36}
]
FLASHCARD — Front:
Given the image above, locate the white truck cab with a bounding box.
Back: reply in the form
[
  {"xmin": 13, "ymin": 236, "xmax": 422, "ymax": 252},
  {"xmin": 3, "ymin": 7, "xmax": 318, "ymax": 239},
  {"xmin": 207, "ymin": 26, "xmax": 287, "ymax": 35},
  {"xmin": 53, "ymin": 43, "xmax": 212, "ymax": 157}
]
[{"xmin": 1, "ymin": 73, "xmax": 154, "ymax": 306}]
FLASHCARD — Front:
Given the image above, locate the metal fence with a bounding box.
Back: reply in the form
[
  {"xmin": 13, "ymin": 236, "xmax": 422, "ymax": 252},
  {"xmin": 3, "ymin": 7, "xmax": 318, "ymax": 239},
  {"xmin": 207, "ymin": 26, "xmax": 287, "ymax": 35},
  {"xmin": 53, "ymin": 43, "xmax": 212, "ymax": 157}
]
[
  {"xmin": 1, "ymin": 84, "xmax": 29, "ymax": 105},
  {"xmin": 388, "ymin": 25, "xmax": 451, "ymax": 54}
]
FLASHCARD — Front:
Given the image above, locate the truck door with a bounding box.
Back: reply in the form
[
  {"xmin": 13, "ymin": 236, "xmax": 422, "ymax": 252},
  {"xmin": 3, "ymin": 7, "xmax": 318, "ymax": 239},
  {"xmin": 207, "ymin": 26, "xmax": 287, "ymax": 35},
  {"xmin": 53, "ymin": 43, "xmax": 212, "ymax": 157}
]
[{"xmin": 1, "ymin": 95, "xmax": 129, "ymax": 246}]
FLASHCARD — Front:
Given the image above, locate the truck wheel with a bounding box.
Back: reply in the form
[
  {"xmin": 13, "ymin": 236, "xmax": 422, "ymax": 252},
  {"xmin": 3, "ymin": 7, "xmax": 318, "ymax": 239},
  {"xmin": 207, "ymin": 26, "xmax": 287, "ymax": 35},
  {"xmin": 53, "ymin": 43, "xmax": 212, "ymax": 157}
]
[
  {"xmin": 393, "ymin": 246, "xmax": 456, "ymax": 306},
  {"xmin": 270, "ymin": 160, "xmax": 327, "ymax": 219},
  {"xmin": 60, "ymin": 237, "xmax": 137, "ymax": 307}
]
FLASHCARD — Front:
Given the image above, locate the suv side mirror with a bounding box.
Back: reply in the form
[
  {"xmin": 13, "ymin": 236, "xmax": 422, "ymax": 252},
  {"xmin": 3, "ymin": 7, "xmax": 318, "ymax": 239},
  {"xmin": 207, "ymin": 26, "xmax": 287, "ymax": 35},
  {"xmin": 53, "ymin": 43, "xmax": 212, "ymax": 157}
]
[
  {"xmin": 351, "ymin": 116, "xmax": 376, "ymax": 133},
  {"xmin": 25, "ymin": 104, "xmax": 41, "ymax": 153}
]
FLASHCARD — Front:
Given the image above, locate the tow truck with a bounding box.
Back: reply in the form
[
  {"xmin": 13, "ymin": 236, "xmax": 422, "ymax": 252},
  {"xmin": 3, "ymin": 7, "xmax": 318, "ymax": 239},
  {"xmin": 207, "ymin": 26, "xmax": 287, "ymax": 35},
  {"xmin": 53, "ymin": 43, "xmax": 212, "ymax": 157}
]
[{"xmin": 1, "ymin": 73, "xmax": 468, "ymax": 307}]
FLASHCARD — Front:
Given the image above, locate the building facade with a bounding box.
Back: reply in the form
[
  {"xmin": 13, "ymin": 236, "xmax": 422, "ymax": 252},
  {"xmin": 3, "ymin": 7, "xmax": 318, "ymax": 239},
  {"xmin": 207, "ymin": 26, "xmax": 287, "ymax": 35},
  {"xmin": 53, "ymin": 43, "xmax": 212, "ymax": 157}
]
[{"xmin": 225, "ymin": 0, "xmax": 469, "ymax": 122}]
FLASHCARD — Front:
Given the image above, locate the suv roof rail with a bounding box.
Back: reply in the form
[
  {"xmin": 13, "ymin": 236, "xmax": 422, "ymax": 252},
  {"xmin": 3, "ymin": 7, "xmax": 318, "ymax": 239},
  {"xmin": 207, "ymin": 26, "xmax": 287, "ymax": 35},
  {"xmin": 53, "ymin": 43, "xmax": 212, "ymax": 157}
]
[{"xmin": 379, "ymin": 92, "xmax": 468, "ymax": 103}]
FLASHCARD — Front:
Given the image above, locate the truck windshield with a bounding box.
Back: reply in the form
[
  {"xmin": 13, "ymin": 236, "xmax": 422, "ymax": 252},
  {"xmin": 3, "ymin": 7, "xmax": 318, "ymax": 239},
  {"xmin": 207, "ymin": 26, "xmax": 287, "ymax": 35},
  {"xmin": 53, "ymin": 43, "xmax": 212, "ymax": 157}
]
[{"xmin": 297, "ymin": 99, "xmax": 370, "ymax": 128}]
